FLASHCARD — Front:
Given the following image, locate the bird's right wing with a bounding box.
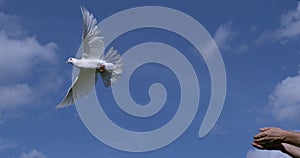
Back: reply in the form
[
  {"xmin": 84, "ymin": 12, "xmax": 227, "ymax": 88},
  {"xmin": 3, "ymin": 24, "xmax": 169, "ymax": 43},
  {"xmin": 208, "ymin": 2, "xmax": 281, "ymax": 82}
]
[
  {"xmin": 81, "ymin": 6, "xmax": 105, "ymax": 60},
  {"xmin": 56, "ymin": 69, "xmax": 96, "ymax": 109}
]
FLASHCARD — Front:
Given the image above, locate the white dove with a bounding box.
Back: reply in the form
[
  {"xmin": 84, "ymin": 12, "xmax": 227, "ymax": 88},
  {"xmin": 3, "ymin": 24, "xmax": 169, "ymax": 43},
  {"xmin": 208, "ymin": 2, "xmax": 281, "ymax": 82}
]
[{"xmin": 56, "ymin": 7, "xmax": 123, "ymax": 108}]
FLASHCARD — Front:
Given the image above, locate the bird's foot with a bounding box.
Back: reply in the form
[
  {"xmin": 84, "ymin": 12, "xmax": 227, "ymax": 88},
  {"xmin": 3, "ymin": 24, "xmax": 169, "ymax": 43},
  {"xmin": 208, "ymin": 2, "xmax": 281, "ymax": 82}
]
[{"xmin": 97, "ymin": 64, "xmax": 106, "ymax": 73}]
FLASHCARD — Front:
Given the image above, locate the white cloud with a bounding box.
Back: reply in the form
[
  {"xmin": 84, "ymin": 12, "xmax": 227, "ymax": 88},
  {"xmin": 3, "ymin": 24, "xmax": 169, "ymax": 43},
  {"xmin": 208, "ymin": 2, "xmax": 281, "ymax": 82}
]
[
  {"xmin": 0, "ymin": 31, "xmax": 58, "ymax": 83},
  {"xmin": 0, "ymin": 12, "xmax": 58, "ymax": 83},
  {"xmin": 277, "ymin": 2, "xmax": 300, "ymax": 40},
  {"xmin": 0, "ymin": 84, "xmax": 33, "ymax": 108},
  {"xmin": 19, "ymin": 149, "xmax": 47, "ymax": 158},
  {"xmin": 247, "ymin": 149, "xmax": 290, "ymax": 158},
  {"xmin": 214, "ymin": 22, "xmax": 248, "ymax": 54},
  {"xmin": 0, "ymin": 12, "xmax": 64, "ymax": 123},
  {"xmin": 269, "ymin": 71, "xmax": 300, "ymax": 121},
  {"xmin": 259, "ymin": 2, "xmax": 300, "ymax": 43}
]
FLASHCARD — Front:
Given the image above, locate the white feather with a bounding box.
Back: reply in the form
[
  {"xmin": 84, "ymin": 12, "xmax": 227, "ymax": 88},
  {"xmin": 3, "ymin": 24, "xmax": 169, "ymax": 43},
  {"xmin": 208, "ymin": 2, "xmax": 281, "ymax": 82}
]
[
  {"xmin": 56, "ymin": 69, "xmax": 96, "ymax": 108},
  {"xmin": 81, "ymin": 6, "xmax": 104, "ymax": 60},
  {"xmin": 56, "ymin": 7, "xmax": 123, "ymax": 108},
  {"xmin": 100, "ymin": 47, "xmax": 123, "ymax": 86}
]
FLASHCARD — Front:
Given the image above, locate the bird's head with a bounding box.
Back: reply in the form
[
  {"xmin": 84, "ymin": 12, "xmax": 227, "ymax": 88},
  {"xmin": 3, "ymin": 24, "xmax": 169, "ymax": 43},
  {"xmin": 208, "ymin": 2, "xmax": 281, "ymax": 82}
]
[{"xmin": 66, "ymin": 58, "xmax": 75, "ymax": 64}]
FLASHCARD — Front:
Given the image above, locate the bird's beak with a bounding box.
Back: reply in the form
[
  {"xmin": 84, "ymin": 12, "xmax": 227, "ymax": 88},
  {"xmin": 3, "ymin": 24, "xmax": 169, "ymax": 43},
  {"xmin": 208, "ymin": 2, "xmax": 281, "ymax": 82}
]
[{"xmin": 66, "ymin": 60, "xmax": 69, "ymax": 63}]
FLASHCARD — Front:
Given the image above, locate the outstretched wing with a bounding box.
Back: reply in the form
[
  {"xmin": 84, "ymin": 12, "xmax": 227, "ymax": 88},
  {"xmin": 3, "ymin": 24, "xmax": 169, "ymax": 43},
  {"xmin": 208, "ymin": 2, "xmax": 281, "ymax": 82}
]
[
  {"xmin": 81, "ymin": 6, "xmax": 104, "ymax": 60},
  {"xmin": 56, "ymin": 69, "xmax": 96, "ymax": 108},
  {"xmin": 56, "ymin": 80, "xmax": 76, "ymax": 108}
]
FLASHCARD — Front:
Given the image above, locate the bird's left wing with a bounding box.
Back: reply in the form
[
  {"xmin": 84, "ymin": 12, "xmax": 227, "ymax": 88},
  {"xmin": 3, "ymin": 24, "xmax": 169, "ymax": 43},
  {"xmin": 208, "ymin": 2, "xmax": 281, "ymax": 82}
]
[
  {"xmin": 55, "ymin": 80, "xmax": 76, "ymax": 108},
  {"xmin": 56, "ymin": 69, "xmax": 96, "ymax": 108},
  {"xmin": 81, "ymin": 6, "xmax": 104, "ymax": 60}
]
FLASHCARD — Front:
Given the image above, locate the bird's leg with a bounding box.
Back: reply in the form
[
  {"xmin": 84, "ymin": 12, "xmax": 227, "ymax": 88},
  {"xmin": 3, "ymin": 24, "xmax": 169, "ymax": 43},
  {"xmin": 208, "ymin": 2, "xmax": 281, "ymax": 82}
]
[{"xmin": 97, "ymin": 64, "xmax": 106, "ymax": 73}]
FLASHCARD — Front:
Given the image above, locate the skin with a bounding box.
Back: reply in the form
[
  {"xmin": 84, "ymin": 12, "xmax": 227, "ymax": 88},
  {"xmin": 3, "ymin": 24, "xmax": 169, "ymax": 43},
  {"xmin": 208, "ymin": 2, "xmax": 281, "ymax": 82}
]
[{"xmin": 252, "ymin": 127, "xmax": 300, "ymax": 158}]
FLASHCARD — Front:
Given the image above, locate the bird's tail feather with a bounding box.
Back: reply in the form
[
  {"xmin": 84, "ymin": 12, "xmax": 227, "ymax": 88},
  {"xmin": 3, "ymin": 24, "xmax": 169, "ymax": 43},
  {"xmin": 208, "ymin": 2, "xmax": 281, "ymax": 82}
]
[{"xmin": 102, "ymin": 47, "xmax": 123, "ymax": 85}]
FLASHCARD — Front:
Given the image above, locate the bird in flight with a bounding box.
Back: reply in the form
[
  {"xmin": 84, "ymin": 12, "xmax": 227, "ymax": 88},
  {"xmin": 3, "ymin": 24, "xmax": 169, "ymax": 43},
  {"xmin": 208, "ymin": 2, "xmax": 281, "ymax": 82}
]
[{"xmin": 56, "ymin": 7, "xmax": 123, "ymax": 108}]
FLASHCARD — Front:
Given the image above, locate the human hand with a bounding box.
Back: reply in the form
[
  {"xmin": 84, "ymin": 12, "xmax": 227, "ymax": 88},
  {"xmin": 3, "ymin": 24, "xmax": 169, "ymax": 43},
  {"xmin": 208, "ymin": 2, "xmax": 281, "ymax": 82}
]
[
  {"xmin": 252, "ymin": 127, "xmax": 287, "ymax": 150},
  {"xmin": 252, "ymin": 140, "xmax": 284, "ymax": 151}
]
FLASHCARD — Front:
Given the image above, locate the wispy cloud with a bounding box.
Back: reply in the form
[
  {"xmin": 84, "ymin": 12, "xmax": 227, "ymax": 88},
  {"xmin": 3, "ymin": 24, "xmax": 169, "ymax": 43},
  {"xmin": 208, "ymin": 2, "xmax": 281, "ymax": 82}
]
[
  {"xmin": 258, "ymin": 2, "xmax": 300, "ymax": 44},
  {"xmin": 246, "ymin": 148, "xmax": 290, "ymax": 158},
  {"xmin": 214, "ymin": 22, "xmax": 249, "ymax": 54},
  {"xmin": 0, "ymin": 137, "xmax": 48, "ymax": 158},
  {"xmin": 216, "ymin": 2, "xmax": 300, "ymax": 54},
  {"xmin": 0, "ymin": 137, "xmax": 16, "ymax": 152},
  {"xmin": 19, "ymin": 149, "xmax": 47, "ymax": 158},
  {"xmin": 268, "ymin": 71, "xmax": 300, "ymax": 121},
  {"xmin": 0, "ymin": 13, "xmax": 24, "ymax": 38},
  {"xmin": 214, "ymin": 22, "xmax": 235, "ymax": 50}
]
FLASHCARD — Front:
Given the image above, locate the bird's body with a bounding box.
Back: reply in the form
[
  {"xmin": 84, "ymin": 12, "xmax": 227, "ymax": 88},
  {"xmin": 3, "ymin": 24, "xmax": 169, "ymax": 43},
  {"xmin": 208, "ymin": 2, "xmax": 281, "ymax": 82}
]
[
  {"xmin": 56, "ymin": 7, "xmax": 123, "ymax": 108},
  {"xmin": 68, "ymin": 58, "xmax": 114, "ymax": 70}
]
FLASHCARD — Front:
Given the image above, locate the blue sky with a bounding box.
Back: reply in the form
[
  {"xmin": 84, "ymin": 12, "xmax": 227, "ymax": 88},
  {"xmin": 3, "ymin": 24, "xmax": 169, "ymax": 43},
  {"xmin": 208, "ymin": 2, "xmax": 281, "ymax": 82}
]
[{"xmin": 1, "ymin": 0, "xmax": 300, "ymax": 158}]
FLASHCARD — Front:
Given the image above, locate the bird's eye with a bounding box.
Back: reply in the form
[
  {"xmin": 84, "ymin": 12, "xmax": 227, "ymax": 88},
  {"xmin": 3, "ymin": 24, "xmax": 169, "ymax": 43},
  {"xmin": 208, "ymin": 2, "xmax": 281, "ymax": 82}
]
[{"xmin": 70, "ymin": 58, "xmax": 72, "ymax": 60}]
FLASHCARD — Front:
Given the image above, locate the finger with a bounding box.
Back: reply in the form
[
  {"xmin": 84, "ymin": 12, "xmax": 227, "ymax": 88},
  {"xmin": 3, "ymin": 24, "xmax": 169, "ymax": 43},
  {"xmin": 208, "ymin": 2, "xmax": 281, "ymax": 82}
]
[
  {"xmin": 254, "ymin": 138, "xmax": 269, "ymax": 144},
  {"xmin": 254, "ymin": 133, "xmax": 266, "ymax": 139},
  {"xmin": 252, "ymin": 142, "xmax": 265, "ymax": 150},
  {"xmin": 259, "ymin": 127, "xmax": 270, "ymax": 132}
]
